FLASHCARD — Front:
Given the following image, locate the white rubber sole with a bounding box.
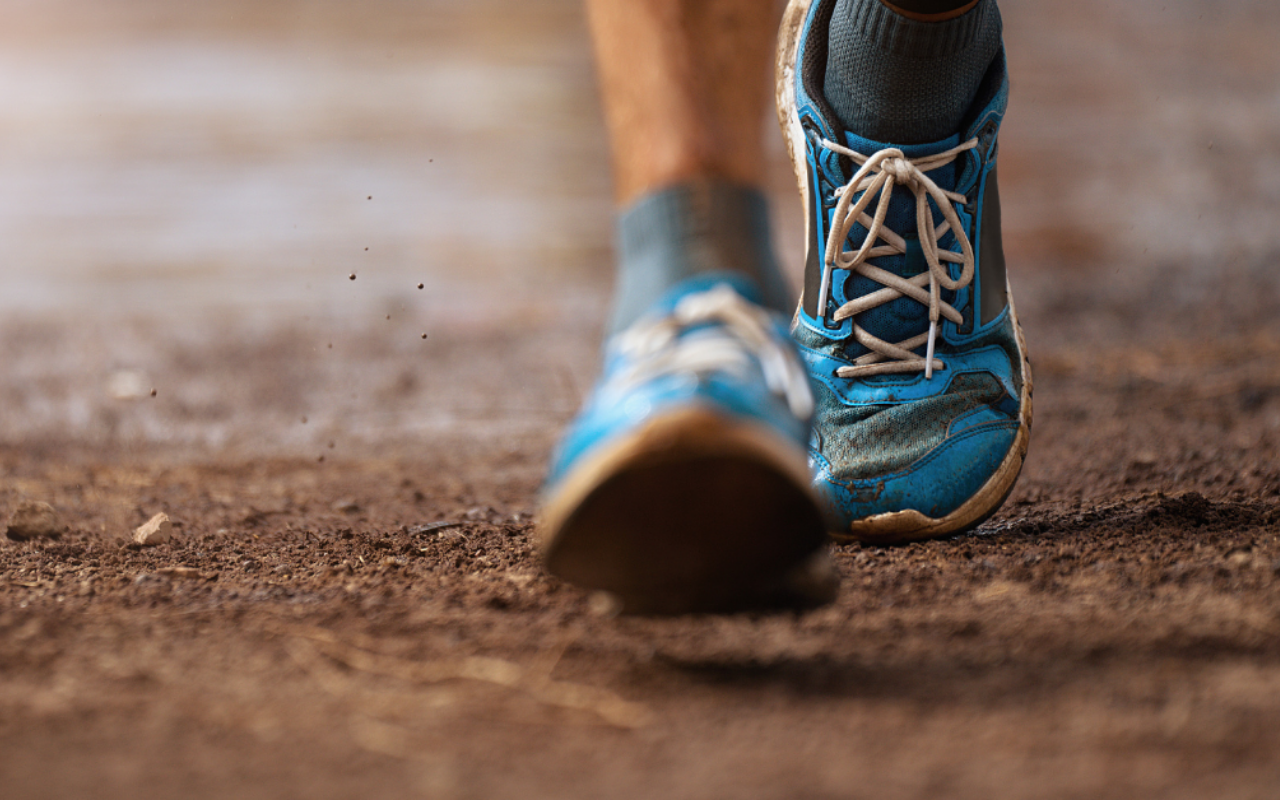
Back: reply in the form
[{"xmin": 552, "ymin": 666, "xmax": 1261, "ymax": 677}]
[{"xmin": 774, "ymin": 0, "xmax": 1033, "ymax": 544}]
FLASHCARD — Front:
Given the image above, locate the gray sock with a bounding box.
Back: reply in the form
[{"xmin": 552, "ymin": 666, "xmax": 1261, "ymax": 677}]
[
  {"xmin": 824, "ymin": 0, "xmax": 1002, "ymax": 144},
  {"xmin": 608, "ymin": 182, "xmax": 791, "ymax": 335}
]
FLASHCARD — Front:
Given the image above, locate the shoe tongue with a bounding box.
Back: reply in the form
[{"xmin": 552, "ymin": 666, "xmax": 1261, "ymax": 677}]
[{"xmin": 834, "ymin": 130, "xmax": 964, "ymax": 369}]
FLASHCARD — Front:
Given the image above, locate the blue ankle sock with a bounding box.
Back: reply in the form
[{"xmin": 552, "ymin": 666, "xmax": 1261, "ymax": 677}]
[{"xmin": 609, "ymin": 182, "xmax": 792, "ymax": 335}]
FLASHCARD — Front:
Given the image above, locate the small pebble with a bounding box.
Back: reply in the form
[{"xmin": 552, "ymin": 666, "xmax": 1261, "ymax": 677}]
[
  {"xmin": 421, "ymin": 333, "xmax": 428, "ymax": 339},
  {"xmin": 417, "ymin": 283, "xmax": 424, "ymax": 290},
  {"xmin": 1227, "ymin": 551, "xmax": 1252, "ymax": 569},
  {"xmin": 588, "ymin": 591, "xmax": 622, "ymax": 618},
  {"xmin": 349, "ymin": 273, "xmax": 356, "ymax": 281},
  {"xmin": 150, "ymin": 388, "xmax": 157, "ymax": 397},
  {"xmin": 133, "ymin": 512, "xmax": 174, "ymax": 546}
]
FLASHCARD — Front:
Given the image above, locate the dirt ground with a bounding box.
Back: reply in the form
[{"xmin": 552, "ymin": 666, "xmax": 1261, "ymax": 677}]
[{"xmin": 2, "ymin": 1, "xmax": 1279, "ymax": 798}]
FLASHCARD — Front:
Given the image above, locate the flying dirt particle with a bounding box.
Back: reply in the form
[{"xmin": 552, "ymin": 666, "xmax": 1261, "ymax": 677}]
[
  {"xmin": 367, "ymin": 195, "xmax": 372, "ymax": 200},
  {"xmin": 328, "ymin": 441, "xmax": 335, "ymax": 449},
  {"xmin": 133, "ymin": 512, "xmax": 174, "ymax": 546},
  {"xmin": 364, "ymin": 247, "xmax": 369, "ymax": 251},
  {"xmin": 421, "ymin": 333, "xmax": 428, "ymax": 339},
  {"xmin": 150, "ymin": 388, "xmax": 157, "ymax": 397},
  {"xmin": 429, "ymin": 159, "xmax": 433, "ymax": 163},
  {"xmin": 349, "ymin": 273, "xmax": 357, "ymax": 281},
  {"xmin": 6, "ymin": 501, "xmax": 61, "ymax": 541},
  {"xmin": 328, "ymin": 343, "xmax": 333, "ymax": 349},
  {"xmin": 318, "ymin": 455, "xmax": 325, "ymax": 463},
  {"xmin": 417, "ymin": 283, "xmax": 424, "ymax": 290},
  {"xmin": 333, "ymin": 498, "xmax": 360, "ymax": 514},
  {"xmin": 386, "ymin": 315, "xmax": 391, "ymax": 320},
  {"xmin": 301, "ymin": 416, "xmax": 308, "ymax": 424}
]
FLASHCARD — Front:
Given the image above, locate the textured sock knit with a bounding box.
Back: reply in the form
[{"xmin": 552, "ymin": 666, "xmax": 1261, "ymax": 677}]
[
  {"xmin": 608, "ymin": 181, "xmax": 791, "ymax": 335},
  {"xmin": 824, "ymin": 0, "xmax": 1002, "ymax": 144}
]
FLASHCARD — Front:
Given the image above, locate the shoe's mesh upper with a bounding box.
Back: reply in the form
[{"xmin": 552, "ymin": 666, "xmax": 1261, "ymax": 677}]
[
  {"xmin": 795, "ymin": 316, "xmax": 1022, "ymax": 482},
  {"xmin": 812, "ymin": 370, "xmax": 1006, "ymax": 481}
]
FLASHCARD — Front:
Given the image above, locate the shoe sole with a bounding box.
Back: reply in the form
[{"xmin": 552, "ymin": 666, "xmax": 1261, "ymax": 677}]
[
  {"xmin": 539, "ymin": 407, "xmax": 836, "ymax": 615},
  {"xmin": 775, "ymin": 0, "xmax": 1034, "ymax": 544}
]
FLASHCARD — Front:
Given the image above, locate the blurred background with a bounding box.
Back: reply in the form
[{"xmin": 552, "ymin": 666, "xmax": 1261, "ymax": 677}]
[{"xmin": 0, "ymin": 0, "xmax": 1277, "ymax": 458}]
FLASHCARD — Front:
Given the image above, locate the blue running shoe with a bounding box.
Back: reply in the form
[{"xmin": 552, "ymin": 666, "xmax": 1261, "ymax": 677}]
[
  {"xmin": 776, "ymin": 0, "xmax": 1032, "ymax": 542},
  {"xmin": 540, "ymin": 274, "xmax": 836, "ymax": 614}
]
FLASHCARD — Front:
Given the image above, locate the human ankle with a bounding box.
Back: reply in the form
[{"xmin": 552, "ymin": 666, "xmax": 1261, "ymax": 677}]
[
  {"xmin": 823, "ymin": 0, "xmax": 1001, "ymax": 144},
  {"xmin": 608, "ymin": 181, "xmax": 791, "ymax": 335}
]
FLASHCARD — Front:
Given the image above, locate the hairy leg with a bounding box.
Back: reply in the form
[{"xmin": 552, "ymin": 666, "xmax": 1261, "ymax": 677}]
[
  {"xmin": 585, "ymin": 0, "xmax": 793, "ymax": 333},
  {"xmin": 585, "ymin": 0, "xmax": 783, "ymax": 205}
]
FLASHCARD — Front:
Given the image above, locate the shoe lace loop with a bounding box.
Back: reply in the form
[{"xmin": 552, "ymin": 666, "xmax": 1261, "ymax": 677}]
[
  {"xmin": 817, "ymin": 137, "xmax": 979, "ymax": 379},
  {"xmin": 612, "ymin": 285, "xmax": 814, "ymax": 419}
]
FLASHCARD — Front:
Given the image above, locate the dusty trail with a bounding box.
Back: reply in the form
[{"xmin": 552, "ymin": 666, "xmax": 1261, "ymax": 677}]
[{"xmin": 2, "ymin": 1, "xmax": 1279, "ymax": 798}]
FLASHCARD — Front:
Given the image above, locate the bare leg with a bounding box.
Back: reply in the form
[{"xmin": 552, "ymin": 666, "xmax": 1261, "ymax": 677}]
[
  {"xmin": 585, "ymin": 0, "xmax": 783, "ymax": 205},
  {"xmin": 585, "ymin": 0, "xmax": 792, "ymax": 333}
]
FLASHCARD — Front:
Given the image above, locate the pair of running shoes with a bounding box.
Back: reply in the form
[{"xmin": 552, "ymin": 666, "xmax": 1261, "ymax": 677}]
[{"xmin": 540, "ymin": 0, "xmax": 1032, "ymax": 614}]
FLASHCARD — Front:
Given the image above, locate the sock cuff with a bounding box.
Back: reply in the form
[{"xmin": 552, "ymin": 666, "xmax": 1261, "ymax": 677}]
[
  {"xmin": 609, "ymin": 181, "xmax": 791, "ymax": 334},
  {"xmin": 618, "ymin": 181, "xmax": 771, "ymax": 268},
  {"xmin": 845, "ymin": 0, "xmax": 999, "ymax": 61}
]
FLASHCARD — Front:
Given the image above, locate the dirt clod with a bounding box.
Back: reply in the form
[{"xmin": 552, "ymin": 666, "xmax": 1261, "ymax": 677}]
[
  {"xmin": 132, "ymin": 512, "xmax": 173, "ymax": 545},
  {"xmin": 5, "ymin": 501, "xmax": 60, "ymax": 541}
]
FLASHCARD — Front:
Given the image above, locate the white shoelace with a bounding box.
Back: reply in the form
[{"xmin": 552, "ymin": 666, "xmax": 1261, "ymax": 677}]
[
  {"xmin": 817, "ymin": 137, "xmax": 979, "ymax": 379},
  {"xmin": 611, "ymin": 285, "xmax": 814, "ymax": 420}
]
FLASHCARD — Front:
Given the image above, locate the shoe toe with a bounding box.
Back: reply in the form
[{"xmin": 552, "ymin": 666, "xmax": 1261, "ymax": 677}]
[{"xmin": 814, "ymin": 418, "xmax": 1020, "ymax": 536}]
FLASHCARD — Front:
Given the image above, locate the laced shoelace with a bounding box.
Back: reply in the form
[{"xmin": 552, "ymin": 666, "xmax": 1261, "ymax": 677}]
[
  {"xmin": 611, "ymin": 285, "xmax": 814, "ymax": 419},
  {"xmin": 817, "ymin": 137, "xmax": 979, "ymax": 379}
]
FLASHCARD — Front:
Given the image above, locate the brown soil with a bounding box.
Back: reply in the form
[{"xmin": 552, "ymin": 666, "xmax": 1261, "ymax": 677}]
[{"xmin": 3, "ymin": 1, "xmax": 1280, "ymax": 798}]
